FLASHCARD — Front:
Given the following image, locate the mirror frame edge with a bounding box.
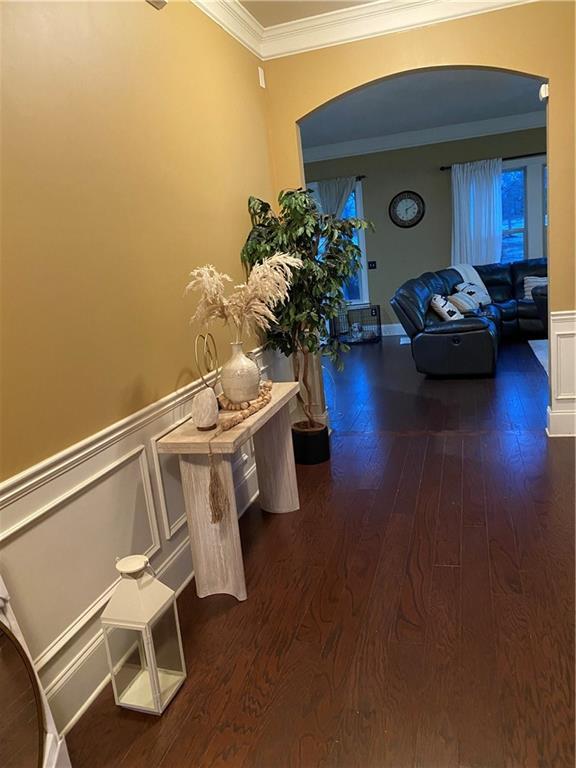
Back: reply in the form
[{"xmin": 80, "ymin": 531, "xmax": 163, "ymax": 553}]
[{"xmin": 0, "ymin": 621, "xmax": 46, "ymax": 768}]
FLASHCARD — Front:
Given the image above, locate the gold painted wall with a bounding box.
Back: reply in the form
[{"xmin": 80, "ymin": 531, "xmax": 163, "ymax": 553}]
[
  {"xmin": 265, "ymin": 1, "xmax": 575, "ymax": 313},
  {"xmin": 1, "ymin": 0, "xmax": 574, "ymax": 479},
  {"xmin": 0, "ymin": 1, "xmax": 272, "ymax": 478},
  {"xmin": 305, "ymin": 129, "xmax": 547, "ymax": 324}
]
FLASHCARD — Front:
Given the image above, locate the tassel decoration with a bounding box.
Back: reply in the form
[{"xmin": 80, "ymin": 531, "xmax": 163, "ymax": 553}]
[
  {"xmin": 206, "ymin": 381, "xmax": 273, "ymax": 524},
  {"xmin": 208, "ymin": 451, "xmax": 229, "ymax": 524}
]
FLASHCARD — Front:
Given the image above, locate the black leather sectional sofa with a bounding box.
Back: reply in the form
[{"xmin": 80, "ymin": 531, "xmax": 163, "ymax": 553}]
[{"xmin": 390, "ymin": 258, "xmax": 547, "ymax": 377}]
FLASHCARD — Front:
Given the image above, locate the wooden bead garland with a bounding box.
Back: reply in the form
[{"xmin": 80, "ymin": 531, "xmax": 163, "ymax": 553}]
[{"xmin": 217, "ymin": 380, "xmax": 273, "ymax": 431}]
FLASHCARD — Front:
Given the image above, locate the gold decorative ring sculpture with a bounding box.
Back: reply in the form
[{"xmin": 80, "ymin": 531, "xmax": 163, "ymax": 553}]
[{"xmin": 194, "ymin": 332, "xmax": 219, "ymax": 390}]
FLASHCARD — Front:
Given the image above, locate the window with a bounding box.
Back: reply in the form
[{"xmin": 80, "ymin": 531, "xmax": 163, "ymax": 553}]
[
  {"xmin": 501, "ymin": 155, "xmax": 547, "ymax": 263},
  {"xmin": 340, "ymin": 182, "xmax": 369, "ymax": 304},
  {"xmin": 501, "ymin": 168, "xmax": 526, "ymax": 263}
]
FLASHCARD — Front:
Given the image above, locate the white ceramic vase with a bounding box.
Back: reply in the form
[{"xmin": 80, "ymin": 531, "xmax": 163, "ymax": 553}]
[{"xmin": 220, "ymin": 341, "xmax": 260, "ymax": 403}]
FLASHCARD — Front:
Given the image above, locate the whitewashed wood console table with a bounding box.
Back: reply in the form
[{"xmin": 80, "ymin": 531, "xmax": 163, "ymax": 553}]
[{"xmin": 158, "ymin": 381, "xmax": 300, "ymax": 602}]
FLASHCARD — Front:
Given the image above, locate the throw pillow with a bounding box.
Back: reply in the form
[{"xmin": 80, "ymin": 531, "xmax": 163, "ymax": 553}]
[
  {"xmin": 454, "ymin": 281, "xmax": 492, "ymax": 306},
  {"xmin": 449, "ymin": 291, "xmax": 479, "ymax": 314},
  {"xmin": 523, "ymin": 276, "xmax": 548, "ymax": 301},
  {"xmin": 430, "ymin": 294, "xmax": 464, "ymax": 321}
]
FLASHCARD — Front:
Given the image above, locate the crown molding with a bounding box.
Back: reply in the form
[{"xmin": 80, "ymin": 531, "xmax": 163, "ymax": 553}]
[
  {"xmin": 303, "ymin": 110, "xmax": 546, "ymax": 163},
  {"xmin": 193, "ymin": 0, "xmax": 263, "ymax": 57},
  {"xmin": 260, "ymin": 0, "xmax": 537, "ymax": 59},
  {"xmin": 192, "ymin": 0, "xmax": 536, "ymax": 61}
]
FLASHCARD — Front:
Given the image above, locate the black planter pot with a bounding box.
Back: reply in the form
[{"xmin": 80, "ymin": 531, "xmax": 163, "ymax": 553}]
[{"xmin": 292, "ymin": 422, "xmax": 330, "ymax": 465}]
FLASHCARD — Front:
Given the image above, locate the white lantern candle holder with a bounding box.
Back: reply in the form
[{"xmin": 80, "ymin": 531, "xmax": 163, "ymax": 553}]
[{"xmin": 101, "ymin": 555, "xmax": 186, "ymax": 715}]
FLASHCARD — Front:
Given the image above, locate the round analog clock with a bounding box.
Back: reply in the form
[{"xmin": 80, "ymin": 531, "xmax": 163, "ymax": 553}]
[{"xmin": 389, "ymin": 190, "xmax": 425, "ymax": 228}]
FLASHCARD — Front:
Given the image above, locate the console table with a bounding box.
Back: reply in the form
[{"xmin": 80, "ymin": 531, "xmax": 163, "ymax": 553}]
[{"xmin": 158, "ymin": 381, "xmax": 300, "ymax": 601}]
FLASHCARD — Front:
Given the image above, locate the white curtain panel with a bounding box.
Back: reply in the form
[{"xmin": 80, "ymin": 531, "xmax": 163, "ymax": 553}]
[
  {"xmin": 451, "ymin": 158, "xmax": 503, "ymax": 266},
  {"xmin": 309, "ymin": 176, "xmax": 356, "ymax": 216}
]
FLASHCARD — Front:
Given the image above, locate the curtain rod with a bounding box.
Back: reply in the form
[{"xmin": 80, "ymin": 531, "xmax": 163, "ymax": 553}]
[
  {"xmin": 440, "ymin": 152, "xmax": 546, "ymax": 171},
  {"xmin": 308, "ymin": 175, "xmax": 366, "ymax": 183}
]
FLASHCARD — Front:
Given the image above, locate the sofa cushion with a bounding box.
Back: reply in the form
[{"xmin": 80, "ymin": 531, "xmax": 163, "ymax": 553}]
[
  {"xmin": 423, "ymin": 316, "xmax": 490, "ymax": 334},
  {"xmin": 391, "ymin": 278, "xmax": 432, "ymax": 335},
  {"xmin": 518, "ymin": 317, "xmax": 545, "ymax": 335},
  {"xmin": 476, "ymin": 262, "xmax": 514, "ymax": 302},
  {"xmin": 476, "ymin": 304, "xmax": 502, "ymax": 325},
  {"xmin": 511, "ymin": 258, "xmax": 547, "ymax": 299},
  {"xmin": 449, "ymin": 291, "xmax": 480, "ymax": 313},
  {"xmin": 523, "ymin": 275, "xmax": 548, "ymax": 300},
  {"xmin": 532, "ymin": 284, "xmax": 548, "ymax": 301},
  {"xmin": 430, "ymin": 294, "xmax": 464, "ymax": 321},
  {"xmin": 436, "ymin": 268, "xmax": 462, "ymax": 295},
  {"xmin": 517, "ymin": 299, "xmax": 540, "ymax": 320},
  {"xmin": 493, "ymin": 298, "xmax": 518, "ymax": 321},
  {"xmin": 455, "ymin": 281, "xmax": 492, "ymax": 306},
  {"xmin": 419, "ymin": 271, "xmax": 448, "ymax": 296}
]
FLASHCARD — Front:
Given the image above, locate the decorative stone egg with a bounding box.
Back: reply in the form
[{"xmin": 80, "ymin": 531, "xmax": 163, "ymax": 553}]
[{"xmin": 190, "ymin": 388, "xmax": 219, "ymax": 431}]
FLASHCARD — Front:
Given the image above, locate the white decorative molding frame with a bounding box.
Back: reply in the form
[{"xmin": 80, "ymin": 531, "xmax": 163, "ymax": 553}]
[
  {"xmin": 0, "ymin": 445, "xmax": 160, "ymax": 550},
  {"xmin": 303, "ymin": 111, "xmax": 546, "ymax": 163},
  {"xmin": 193, "ymin": 0, "xmax": 536, "ymax": 61},
  {"xmin": 0, "ymin": 349, "xmax": 265, "ymax": 736},
  {"xmin": 547, "ymin": 311, "xmax": 576, "ymax": 437},
  {"xmin": 32, "ymin": 447, "xmax": 161, "ymax": 673},
  {"xmin": 150, "ymin": 417, "xmax": 191, "ymax": 540}
]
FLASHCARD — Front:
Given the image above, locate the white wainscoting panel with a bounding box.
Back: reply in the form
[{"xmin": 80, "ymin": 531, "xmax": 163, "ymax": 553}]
[
  {"xmin": 0, "ymin": 349, "xmax": 265, "ymax": 735},
  {"xmin": 547, "ymin": 311, "xmax": 576, "ymax": 436},
  {"xmin": 1, "ymin": 446, "xmax": 161, "ymax": 667},
  {"xmin": 150, "ymin": 418, "xmax": 190, "ymax": 540}
]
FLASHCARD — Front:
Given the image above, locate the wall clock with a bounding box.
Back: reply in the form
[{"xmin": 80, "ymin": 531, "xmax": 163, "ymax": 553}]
[{"xmin": 389, "ymin": 190, "xmax": 425, "ymax": 228}]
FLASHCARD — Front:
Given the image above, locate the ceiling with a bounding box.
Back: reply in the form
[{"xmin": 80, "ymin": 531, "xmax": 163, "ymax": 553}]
[
  {"xmin": 240, "ymin": 0, "xmax": 373, "ymax": 27},
  {"xmin": 299, "ymin": 69, "xmax": 546, "ymax": 150}
]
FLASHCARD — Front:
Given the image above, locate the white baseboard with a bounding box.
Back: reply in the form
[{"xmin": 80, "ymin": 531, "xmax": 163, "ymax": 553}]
[
  {"xmin": 0, "ymin": 349, "xmax": 265, "ymax": 736},
  {"xmin": 381, "ymin": 323, "xmax": 405, "ymax": 336},
  {"xmin": 547, "ymin": 311, "xmax": 576, "ymax": 437},
  {"xmin": 546, "ymin": 407, "xmax": 576, "ymax": 437}
]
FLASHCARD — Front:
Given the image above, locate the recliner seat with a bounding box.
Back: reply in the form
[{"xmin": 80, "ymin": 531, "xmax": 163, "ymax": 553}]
[{"xmin": 390, "ymin": 258, "xmax": 547, "ymax": 377}]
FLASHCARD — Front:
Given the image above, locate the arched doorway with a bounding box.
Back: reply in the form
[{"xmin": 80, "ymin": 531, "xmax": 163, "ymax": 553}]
[
  {"xmin": 295, "ymin": 65, "xmax": 553, "ymax": 429},
  {"xmin": 262, "ymin": 4, "xmax": 575, "ymax": 432}
]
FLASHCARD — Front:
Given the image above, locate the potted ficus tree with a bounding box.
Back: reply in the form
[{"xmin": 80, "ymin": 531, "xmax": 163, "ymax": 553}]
[{"xmin": 241, "ymin": 188, "xmax": 371, "ymax": 464}]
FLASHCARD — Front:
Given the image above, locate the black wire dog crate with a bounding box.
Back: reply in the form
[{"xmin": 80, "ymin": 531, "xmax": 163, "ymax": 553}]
[{"xmin": 329, "ymin": 305, "xmax": 382, "ymax": 344}]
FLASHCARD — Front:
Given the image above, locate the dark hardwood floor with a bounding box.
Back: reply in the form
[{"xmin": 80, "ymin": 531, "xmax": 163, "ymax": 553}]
[{"xmin": 68, "ymin": 339, "xmax": 575, "ymax": 768}]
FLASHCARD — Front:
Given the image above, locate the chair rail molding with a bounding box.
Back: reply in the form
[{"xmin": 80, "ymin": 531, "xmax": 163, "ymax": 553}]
[
  {"xmin": 547, "ymin": 310, "xmax": 576, "ymax": 437},
  {"xmin": 192, "ymin": 0, "xmax": 536, "ymax": 60},
  {"xmin": 0, "ymin": 348, "xmax": 264, "ymax": 736}
]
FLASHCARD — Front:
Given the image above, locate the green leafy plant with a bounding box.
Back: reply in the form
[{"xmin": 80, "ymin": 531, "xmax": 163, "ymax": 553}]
[{"xmin": 241, "ymin": 188, "xmax": 372, "ymax": 429}]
